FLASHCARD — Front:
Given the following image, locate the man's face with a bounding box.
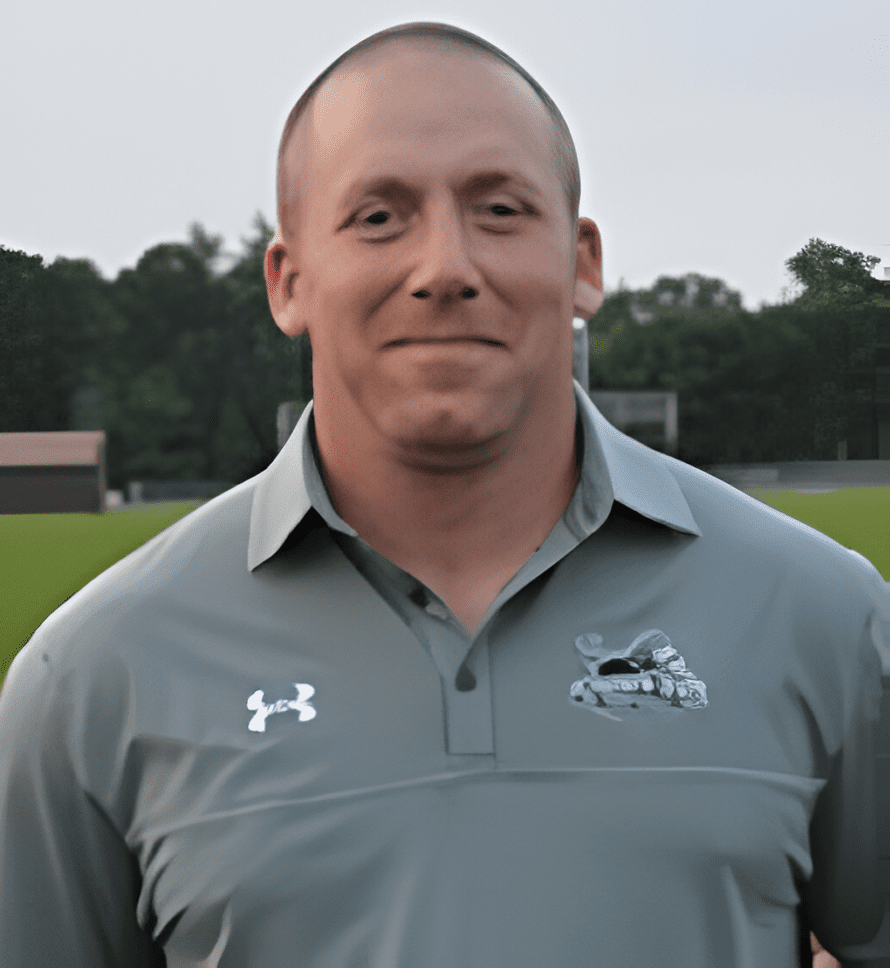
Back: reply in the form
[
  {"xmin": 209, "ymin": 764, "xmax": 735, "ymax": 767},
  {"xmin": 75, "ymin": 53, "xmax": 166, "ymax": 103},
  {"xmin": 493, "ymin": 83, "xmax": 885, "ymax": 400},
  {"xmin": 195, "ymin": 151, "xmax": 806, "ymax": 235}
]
[{"xmin": 273, "ymin": 43, "xmax": 583, "ymax": 468}]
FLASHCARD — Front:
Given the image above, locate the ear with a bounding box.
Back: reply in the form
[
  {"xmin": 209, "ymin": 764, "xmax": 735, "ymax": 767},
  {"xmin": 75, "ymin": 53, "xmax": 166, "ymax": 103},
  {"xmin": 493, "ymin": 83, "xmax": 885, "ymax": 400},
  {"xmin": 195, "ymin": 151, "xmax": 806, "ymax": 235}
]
[
  {"xmin": 574, "ymin": 218, "xmax": 604, "ymax": 318},
  {"xmin": 264, "ymin": 234, "xmax": 307, "ymax": 338}
]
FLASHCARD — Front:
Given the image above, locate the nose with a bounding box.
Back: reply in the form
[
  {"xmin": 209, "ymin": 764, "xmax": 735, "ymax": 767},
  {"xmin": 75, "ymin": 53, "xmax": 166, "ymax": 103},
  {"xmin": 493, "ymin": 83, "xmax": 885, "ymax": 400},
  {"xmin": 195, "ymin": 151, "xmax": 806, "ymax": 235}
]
[
  {"xmin": 413, "ymin": 287, "xmax": 477, "ymax": 300},
  {"xmin": 413, "ymin": 287, "xmax": 477, "ymax": 301},
  {"xmin": 409, "ymin": 202, "xmax": 483, "ymax": 304}
]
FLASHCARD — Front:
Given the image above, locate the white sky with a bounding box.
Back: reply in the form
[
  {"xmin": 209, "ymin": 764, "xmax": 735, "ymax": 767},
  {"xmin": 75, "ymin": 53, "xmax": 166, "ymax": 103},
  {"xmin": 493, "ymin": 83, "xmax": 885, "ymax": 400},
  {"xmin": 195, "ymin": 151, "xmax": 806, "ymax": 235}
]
[{"xmin": 1, "ymin": 0, "xmax": 887, "ymax": 309}]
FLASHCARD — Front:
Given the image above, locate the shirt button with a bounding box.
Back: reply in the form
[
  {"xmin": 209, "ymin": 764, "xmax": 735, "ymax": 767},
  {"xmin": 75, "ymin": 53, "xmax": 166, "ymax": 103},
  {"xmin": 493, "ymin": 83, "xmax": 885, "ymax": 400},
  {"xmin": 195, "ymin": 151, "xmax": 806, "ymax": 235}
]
[
  {"xmin": 455, "ymin": 666, "xmax": 477, "ymax": 691},
  {"xmin": 424, "ymin": 601, "xmax": 450, "ymax": 621}
]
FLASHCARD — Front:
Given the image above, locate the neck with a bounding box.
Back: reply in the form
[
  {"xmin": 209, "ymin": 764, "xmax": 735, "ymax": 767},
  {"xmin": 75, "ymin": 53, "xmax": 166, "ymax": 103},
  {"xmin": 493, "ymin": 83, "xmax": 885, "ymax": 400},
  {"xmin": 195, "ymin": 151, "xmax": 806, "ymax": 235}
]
[{"xmin": 313, "ymin": 385, "xmax": 579, "ymax": 631}]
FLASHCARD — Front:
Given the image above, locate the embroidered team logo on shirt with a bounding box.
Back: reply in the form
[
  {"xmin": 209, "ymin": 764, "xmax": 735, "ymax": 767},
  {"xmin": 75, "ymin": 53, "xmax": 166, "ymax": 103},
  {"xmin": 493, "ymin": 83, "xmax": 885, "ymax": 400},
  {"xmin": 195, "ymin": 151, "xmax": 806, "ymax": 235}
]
[
  {"xmin": 247, "ymin": 683, "xmax": 317, "ymax": 732},
  {"xmin": 569, "ymin": 629, "xmax": 707, "ymax": 721}
]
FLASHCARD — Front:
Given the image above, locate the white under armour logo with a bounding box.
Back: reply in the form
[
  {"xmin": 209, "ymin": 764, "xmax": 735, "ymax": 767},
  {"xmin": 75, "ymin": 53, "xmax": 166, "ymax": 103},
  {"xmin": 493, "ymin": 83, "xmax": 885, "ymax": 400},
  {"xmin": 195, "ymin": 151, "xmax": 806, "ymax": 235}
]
[{"xmin": 246, "ymin": 683, "xmax": 317, "ymax": 732}]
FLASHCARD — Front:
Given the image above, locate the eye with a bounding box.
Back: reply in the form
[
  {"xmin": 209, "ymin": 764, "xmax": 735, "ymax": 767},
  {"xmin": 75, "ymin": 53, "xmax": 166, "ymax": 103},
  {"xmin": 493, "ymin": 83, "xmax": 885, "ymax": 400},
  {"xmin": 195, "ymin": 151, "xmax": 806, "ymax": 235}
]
[
  {"xmin": 490, "ymin": 204, "xmax": 518, "ymax": 216},
  {"xmin": 349, "ymin": 207, "xmax": 401, "ymax": 241}
]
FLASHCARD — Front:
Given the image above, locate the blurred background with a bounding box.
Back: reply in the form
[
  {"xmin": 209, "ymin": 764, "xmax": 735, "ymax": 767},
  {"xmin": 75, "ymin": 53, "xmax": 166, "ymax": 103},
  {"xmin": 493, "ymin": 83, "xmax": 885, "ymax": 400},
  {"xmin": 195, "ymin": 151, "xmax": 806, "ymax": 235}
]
[{"xmin": 1, "ymin": 0, "xmax": 888, "ymax": 494}]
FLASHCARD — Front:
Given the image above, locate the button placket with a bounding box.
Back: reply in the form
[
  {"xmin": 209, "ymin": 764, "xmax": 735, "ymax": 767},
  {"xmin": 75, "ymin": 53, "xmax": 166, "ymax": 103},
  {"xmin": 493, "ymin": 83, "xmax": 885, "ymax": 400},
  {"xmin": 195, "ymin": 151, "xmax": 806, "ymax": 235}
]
[{"xmin": 418, "ymin": 617, "xmax": 493, "ymax": 755}]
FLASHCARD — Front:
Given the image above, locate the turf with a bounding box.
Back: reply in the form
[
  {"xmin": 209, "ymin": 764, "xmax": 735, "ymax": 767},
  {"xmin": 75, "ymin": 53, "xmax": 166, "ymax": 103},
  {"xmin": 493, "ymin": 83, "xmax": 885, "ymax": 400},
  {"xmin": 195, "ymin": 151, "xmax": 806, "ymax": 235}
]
[
  {"xmin": 749, "ymin": 487, "xmax": 890, "ymax": 580},
  {"xmin": 1, "ymin": 501, "xmax": 203, "ymax": 683}
]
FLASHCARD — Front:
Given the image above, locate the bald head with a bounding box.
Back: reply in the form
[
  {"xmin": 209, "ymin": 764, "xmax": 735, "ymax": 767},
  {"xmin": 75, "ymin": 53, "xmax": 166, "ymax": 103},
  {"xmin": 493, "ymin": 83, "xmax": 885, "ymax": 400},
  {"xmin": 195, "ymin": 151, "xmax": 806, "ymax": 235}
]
[{"xmin": 275, "ymin": 22, "xmax": 581, "ymax": 238}]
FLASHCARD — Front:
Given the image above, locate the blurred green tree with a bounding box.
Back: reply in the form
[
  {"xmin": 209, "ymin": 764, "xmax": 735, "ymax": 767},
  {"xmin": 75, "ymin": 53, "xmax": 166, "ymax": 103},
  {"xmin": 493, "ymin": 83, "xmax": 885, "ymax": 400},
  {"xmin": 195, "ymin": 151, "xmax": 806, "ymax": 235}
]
[
  {"xmin": 104, "ymin": 224, "xmax": 231, "ymax": 484},
  {"xmin": 97, "ymin": 216, "xmax": 308, "ymax": 488},
  {"xmin": 222, "ymin": 212, "xmax": 311, "ymax": 468},
  {"xmin": 590, "ymin": 248, "xmax": 889, "ymax": 465},
  {"xmin": 0, "ymin": 247, "xmax": 50, "ymax": 432},
  {"xmin": 42, "ymin": 257, "xmax": 126, "ymax": 433},
  {"xmin": 784, "ymin": 238, "xmax": 885, "ymax": 310},
  {"xmin": 589, "ymin": 274, "xmax": 817, "ymax": 464}
]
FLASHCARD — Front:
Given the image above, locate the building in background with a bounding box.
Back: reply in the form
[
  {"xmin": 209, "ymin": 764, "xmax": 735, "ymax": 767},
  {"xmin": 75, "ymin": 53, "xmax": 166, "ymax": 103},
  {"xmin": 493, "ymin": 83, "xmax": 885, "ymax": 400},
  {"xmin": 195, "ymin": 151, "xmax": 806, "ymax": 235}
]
[
  {"xmin": 588, "ymin": 391, "xmax": 679, "ymax": 455},
  {"xmin": 0, "ymin": 432, "xmax": 106, "ymax": 513}
]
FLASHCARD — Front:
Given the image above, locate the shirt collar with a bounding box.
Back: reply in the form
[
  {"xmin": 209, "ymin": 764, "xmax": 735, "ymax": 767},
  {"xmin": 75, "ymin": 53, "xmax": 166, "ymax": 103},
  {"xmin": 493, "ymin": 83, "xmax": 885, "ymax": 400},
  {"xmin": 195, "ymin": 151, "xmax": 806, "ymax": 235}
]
[
  {"xmin": 576, "ymin": 385, "xmax": 701, "ymax": 537},
  {"xmin": 248, "ymin": 382, "xmax": 700, "ymax": 571}
]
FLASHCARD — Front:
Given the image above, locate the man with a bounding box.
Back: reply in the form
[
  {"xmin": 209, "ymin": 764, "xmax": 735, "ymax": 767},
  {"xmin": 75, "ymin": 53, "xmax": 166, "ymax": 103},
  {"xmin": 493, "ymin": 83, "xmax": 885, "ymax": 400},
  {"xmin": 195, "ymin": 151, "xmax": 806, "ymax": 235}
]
[{"xmin": 1, "ymin": 22, "xmax": 887, "ymax": 968}]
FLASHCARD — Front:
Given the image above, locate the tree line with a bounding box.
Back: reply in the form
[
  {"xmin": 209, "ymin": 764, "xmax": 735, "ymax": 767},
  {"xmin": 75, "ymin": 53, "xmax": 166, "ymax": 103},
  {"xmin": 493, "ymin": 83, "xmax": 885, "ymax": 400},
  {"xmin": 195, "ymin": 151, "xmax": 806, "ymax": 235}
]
[
  {"xmin": 1, "ymin": 216, "xmax": 310, "ymax": 489},
  {"xmin": 589, "ymin": 239, "xmax": 889, "ymax": 465},
  {"xmin": 1, "ymin": 224, "xmax": 887, "ymax": 489}
]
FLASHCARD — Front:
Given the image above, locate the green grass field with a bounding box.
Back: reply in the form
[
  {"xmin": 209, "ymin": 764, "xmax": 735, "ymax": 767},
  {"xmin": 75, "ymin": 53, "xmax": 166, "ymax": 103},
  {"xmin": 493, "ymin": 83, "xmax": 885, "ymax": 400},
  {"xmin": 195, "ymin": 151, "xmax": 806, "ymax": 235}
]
[
  {"xmin": 2, "ymin": 488, "xmax": 888, "ymax": 686},
  {"xmin": 1, "ymin": 501, "xmax": 203, "ymax": 683},
  {"xmin": 750, "ymin": 487, "xmax": 890, "ymax": 581}
]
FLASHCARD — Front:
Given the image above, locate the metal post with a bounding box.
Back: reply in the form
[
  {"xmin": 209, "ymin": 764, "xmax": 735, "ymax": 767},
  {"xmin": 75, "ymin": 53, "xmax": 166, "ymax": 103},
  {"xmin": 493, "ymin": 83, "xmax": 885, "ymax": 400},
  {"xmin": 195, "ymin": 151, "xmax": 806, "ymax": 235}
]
[{"xmin": 572, "ymin": 317, "xmax": 590, "ymax": 392}]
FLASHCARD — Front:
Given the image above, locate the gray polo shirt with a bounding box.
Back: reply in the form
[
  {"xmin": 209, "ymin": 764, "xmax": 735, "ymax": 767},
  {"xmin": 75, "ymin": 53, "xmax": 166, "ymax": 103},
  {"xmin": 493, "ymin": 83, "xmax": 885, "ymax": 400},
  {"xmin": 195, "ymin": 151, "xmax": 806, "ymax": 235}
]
[{"xmin": 2, "ymin": 385, "xmax": 888, "ymax": 968}]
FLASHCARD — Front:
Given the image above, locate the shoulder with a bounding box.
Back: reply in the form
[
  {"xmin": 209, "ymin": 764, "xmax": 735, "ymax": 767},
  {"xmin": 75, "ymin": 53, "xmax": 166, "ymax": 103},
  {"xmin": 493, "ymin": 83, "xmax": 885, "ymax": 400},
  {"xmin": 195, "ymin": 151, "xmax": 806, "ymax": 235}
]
[
  {"xmin": 666, "ymin": 452, "xmax": 882, "ymax": 588},
  {"xmin": 660, "ymin": 451, "xmax": 889, "ymax": 674},
  {"xmin": 3, "ymin": 476, "xmax": 260, "ymax": 699}
]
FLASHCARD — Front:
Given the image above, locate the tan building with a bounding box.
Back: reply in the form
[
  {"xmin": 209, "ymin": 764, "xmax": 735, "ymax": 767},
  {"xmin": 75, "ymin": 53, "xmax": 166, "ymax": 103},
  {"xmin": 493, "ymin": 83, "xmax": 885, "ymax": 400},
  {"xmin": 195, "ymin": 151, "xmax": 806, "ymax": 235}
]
[{"xmin": 0, "ymin": 431, "xmax": 107, "ymax": 514}]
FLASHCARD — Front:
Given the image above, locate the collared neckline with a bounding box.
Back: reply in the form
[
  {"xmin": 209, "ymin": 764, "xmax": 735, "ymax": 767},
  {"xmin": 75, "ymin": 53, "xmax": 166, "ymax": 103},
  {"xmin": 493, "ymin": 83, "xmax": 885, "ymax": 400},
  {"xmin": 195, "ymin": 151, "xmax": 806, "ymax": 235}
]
[
  {"xmin": 576, "ymin": 387, "xmax": 701, "ymax": 537},
  {"xmin": 248, "ymin": 382, "xmax": 700, "ymax": 572}
]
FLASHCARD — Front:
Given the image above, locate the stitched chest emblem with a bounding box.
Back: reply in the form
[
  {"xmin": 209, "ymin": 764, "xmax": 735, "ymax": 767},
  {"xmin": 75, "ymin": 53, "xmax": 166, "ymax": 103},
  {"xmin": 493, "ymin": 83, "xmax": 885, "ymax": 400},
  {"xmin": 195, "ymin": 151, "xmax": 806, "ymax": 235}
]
[
  {"xmin": 247, "ymin": 683, "xmax": 317, "ymax": 732},
  {"xmin": 569, "ymin": 629, "xmax": 707, "ymax": 720}
]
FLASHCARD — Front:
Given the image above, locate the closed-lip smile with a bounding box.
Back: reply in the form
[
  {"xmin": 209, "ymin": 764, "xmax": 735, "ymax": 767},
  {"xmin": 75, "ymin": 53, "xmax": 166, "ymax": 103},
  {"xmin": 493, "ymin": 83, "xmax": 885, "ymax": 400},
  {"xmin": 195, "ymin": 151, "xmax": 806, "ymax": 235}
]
[{"xmin": 384, "ymin": 336, "xmax": 503, "ymax": 347}]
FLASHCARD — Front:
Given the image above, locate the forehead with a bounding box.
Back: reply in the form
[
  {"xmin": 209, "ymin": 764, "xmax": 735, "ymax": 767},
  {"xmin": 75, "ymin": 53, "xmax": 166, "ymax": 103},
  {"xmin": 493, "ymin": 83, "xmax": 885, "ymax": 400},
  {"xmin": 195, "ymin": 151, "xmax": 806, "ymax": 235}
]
[
  {"xmin": 314, "ymin": 40, "xmax": 549, "ymax": 126},
  {"xmin": 293, "ymin": 41, "xmax": 560, "ymax": 198}
]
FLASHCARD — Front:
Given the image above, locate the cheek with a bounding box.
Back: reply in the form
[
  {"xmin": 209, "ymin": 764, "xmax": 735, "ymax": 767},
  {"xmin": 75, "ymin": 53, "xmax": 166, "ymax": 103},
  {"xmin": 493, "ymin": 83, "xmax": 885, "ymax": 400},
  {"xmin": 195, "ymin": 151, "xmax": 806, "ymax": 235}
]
[
  {"xmin": 497, "ymin": 241, "xmax": 575, "ymax": 315},
  {"xmin": 304, "ymin": 260, "xmax": 392, "ymax": 352}
]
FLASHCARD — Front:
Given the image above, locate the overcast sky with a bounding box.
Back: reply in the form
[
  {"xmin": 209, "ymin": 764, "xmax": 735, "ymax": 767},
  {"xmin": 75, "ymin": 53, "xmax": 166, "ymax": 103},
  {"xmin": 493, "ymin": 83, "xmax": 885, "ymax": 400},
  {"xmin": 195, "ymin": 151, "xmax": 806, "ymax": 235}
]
[{"xmin": 2, "ymin": 0, "xmax": 887, "ymax": 309}]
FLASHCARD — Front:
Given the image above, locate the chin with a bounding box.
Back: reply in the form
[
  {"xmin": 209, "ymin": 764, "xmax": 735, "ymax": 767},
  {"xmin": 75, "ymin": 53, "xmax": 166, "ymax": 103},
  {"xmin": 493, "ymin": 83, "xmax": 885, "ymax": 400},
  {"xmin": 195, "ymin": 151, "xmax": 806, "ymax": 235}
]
[{"xmin": 382, "ymin": 391, "xmax": 513, "ymax": 468}]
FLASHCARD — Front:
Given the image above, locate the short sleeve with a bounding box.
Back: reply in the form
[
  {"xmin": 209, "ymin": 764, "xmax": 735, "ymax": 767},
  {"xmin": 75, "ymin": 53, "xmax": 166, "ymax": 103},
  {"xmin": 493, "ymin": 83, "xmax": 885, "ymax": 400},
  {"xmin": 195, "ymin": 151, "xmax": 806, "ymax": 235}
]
[
  {"xmin": 0, "ymin": 638, "xmax": 164, "ymax": 968},
  {"xmin": 801, "ymin": 574, "xmax": 890, "ymax": 968}
]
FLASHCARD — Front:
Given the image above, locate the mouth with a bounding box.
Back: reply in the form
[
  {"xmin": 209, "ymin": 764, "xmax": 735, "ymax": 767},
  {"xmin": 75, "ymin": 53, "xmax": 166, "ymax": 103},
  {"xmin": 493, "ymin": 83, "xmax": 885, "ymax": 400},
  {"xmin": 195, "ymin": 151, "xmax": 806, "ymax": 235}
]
[{"xmin": 384, "ymin": 337, "xmax": 504, "ymax": 348}]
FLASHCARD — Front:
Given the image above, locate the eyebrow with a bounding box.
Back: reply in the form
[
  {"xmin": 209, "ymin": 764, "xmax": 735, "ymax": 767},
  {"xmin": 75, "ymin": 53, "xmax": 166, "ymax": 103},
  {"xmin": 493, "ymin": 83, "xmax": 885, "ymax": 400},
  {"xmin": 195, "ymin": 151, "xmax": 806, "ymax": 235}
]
[
  {"xmin": 344, "ymin": 170, "xmax": 545, "ymax": 206},
  {"xmin": 345, "ymin": 178, "xmax": 420, "ymax": 207},
  {"xmin": 460, "ymin": 171, "xmax": 544, "ymax": 200}
]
